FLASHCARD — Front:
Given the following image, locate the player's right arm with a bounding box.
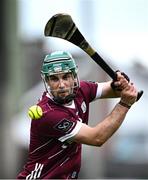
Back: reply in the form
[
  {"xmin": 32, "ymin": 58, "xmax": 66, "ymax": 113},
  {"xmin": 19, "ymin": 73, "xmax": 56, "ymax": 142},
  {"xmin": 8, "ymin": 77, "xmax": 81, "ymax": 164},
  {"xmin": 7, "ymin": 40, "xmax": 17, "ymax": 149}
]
[{"xmin": 73, "ymin": 82, "xmax": 137, "ymax": 146}]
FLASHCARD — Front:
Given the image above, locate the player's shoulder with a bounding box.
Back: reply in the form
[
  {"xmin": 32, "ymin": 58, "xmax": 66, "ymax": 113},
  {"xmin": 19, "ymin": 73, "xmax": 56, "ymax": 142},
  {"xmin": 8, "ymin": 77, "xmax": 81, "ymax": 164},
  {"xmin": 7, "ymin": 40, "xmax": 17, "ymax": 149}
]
[
  {"xmin": 80, "ymin": 80, "xmax": 98, "ymax": 88},
  {"xmin": 35, "ymin": 92, "xmax": 53, "ymax": 114},
  {"xmin": 37, "ymin": 92, "xmax": 48, "ymax": 103},
  {"xmin": 78, "ymin": 80, "xmax": 98, "ymax": 101}
]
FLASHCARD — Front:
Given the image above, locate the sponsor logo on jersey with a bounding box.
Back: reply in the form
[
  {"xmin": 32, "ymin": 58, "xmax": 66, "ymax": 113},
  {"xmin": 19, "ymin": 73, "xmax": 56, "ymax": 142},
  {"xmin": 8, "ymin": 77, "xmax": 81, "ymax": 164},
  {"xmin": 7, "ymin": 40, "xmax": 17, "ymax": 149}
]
[{"xmin": 54, "ymin": 119, "xmax": 74, "ymax": 133}]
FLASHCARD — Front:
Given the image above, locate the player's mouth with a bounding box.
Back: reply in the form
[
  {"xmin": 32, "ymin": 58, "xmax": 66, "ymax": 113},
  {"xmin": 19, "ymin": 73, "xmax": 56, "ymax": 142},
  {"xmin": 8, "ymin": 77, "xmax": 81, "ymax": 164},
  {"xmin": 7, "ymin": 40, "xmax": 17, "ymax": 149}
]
[{"xmin": 58, "ymin": 90, "xmax": 69, "ymax": 96}]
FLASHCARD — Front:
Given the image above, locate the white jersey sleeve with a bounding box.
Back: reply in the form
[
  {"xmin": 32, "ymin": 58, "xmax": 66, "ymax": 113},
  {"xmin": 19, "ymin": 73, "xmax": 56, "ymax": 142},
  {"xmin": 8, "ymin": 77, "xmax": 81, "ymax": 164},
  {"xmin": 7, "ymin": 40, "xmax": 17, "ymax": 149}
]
[
  {"xmin": 95, "ymin": 82, "xmax": 104, "ymax": 99},
  {"xmin": 58, "ymin": 121, "xmax": 83, "ymax": 142}
]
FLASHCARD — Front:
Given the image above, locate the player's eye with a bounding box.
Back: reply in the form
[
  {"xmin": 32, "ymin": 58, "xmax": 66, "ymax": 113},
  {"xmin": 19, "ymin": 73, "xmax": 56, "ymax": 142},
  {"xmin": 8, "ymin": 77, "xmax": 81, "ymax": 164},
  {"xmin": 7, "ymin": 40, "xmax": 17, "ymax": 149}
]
[
  {"xmin": 63, "ymin": 73, "xmax": 71, "ymax": 80},
  {"xmin": 50, "ymin": 75, "xmax": 59, "ymax": 82}
]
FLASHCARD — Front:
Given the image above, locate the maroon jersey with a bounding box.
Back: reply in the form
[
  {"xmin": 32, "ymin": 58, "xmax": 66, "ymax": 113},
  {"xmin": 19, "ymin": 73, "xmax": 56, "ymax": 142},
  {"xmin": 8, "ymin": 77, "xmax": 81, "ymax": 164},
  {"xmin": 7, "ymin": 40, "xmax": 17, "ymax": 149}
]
[{"xmin": 17, "ymin": 81, "xmax": 100, "ymax": 179}]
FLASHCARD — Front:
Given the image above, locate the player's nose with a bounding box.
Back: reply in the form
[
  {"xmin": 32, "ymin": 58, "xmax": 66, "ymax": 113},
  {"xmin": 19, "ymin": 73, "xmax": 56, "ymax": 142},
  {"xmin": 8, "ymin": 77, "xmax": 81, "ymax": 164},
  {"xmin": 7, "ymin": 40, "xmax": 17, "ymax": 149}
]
[{"xmin": 59, "ymin": 79, "xmax": 65, "ymax": 88}]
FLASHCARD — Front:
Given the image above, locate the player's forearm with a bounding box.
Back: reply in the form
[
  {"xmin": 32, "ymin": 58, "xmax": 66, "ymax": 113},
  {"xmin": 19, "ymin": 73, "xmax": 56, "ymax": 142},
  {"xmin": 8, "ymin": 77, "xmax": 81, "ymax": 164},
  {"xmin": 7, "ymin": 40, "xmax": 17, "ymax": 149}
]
[
  {"xmin": 74, "ymin": 102, "xmax": 129, "ymax": 147},
  {"xmin": 94, "ymin": 102, "xmax": 129, "ymax": 146}
]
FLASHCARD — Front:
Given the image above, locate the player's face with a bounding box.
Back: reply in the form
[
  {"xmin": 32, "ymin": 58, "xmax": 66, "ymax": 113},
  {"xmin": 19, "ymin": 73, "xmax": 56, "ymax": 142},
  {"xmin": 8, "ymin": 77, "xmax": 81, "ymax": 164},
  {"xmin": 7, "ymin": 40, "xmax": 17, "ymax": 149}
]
[{"xmin": 47, "ymin": 72, "xmax": 75, "ymax": 99}]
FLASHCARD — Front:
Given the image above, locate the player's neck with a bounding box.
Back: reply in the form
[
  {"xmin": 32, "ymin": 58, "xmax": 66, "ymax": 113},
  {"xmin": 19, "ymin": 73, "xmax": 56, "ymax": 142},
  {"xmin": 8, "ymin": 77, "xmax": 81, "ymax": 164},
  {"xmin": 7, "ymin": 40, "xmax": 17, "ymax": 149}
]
[
  {"xmin": 46, "ymin": 92, "xmax": 75, "ymax": 108},
  {"xmin": 64, "ymin": 100, "xmax": 75, "ymax": 108}
]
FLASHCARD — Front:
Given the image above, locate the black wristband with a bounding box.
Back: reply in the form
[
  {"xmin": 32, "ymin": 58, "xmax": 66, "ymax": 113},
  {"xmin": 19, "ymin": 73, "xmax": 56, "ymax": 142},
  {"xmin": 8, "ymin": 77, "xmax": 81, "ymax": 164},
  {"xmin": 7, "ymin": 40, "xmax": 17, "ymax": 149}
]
[{"xmin": 119, "ymin": 101, "xmax": 131, "ymax": 109}]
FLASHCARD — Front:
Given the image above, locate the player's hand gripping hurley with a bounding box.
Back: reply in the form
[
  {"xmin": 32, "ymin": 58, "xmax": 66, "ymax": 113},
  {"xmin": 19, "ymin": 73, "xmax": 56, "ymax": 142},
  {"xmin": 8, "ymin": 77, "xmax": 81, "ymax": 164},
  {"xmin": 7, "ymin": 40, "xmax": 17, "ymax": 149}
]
[{"xmin": 44, "ymin": 13, "xmax": 143, "ymax": 101}]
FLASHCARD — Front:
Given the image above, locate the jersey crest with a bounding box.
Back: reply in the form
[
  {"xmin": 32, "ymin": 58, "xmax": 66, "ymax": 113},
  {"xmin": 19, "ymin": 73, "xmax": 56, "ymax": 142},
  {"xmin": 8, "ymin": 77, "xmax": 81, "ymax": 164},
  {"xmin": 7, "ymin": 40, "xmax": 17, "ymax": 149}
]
[{"xmin": 81, "ymin": 101, "xmax": 86, "ymax": 113}]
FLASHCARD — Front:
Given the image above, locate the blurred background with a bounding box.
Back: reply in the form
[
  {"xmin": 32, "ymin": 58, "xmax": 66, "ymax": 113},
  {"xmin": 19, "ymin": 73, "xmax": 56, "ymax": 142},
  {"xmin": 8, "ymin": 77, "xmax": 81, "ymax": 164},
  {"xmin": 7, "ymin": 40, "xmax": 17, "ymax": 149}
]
[{"xmin": 0, "ymin": 0, "xmax": 148, "ymax": 178}]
